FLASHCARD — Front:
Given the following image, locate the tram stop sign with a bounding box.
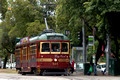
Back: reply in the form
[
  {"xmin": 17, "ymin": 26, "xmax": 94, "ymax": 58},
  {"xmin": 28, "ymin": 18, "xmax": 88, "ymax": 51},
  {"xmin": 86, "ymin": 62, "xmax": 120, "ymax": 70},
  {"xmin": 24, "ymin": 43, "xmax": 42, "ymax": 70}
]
[
  {"xmin": 88, "ymin": 36, "xmax": 94, "ymax": 46},
  {"xmin": 65, "ymin": 30, "xmax": 70, "ymax": 36}
]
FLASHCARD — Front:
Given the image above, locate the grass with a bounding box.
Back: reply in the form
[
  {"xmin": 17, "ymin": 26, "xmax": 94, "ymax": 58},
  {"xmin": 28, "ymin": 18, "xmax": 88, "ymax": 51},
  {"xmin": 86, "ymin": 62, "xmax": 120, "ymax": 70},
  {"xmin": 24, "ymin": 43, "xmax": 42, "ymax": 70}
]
[{"xmin": 0, "ymin": 69, "xmax": 18, "ymax": 73}]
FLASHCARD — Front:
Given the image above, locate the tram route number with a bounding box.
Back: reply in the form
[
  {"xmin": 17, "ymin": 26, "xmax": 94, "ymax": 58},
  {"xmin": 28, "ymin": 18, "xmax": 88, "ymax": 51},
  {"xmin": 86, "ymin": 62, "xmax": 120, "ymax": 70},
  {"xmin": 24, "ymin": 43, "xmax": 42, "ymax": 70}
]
[{"xmin": 52, "ymin": 62, "xmax": 58, "ymax": 65}]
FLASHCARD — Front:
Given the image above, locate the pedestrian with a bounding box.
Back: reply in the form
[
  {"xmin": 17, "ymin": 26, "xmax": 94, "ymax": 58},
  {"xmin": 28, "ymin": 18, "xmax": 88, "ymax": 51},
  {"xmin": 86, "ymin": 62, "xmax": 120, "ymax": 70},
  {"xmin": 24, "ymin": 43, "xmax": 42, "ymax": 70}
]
[
  {"xmin": 87, "ymin": 53, "xmax": 97, "ymax": 76},
  {"xmin": 87, "ymin": 65, "xmax": 93, "ymax": 75},
  {"xmin": 87, "ymin": 56, "xmax": 93, "ymax": 75},
  {"xmin": 71, "ymin": 59, "xmax": 75, "ymax": 74}
]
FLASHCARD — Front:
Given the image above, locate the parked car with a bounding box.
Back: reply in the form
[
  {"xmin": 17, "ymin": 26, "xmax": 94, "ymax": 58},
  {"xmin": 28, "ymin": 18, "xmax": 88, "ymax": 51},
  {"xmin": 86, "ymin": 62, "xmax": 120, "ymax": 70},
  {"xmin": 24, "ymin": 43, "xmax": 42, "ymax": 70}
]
[
  {"xmin": 74, "ymin": 63, "xmax": 83, "ymax": 70},
  {"xmin": 97, "ymin": 63, "xmax": 106, "ymax": 73}
]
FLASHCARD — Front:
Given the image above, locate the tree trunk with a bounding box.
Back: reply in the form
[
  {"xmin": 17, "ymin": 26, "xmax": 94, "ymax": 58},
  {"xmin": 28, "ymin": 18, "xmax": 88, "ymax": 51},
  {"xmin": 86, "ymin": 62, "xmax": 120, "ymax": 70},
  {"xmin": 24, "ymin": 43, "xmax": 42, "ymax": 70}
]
[
  {"xmin": 3, "ymin": 55, "xmax": 8, "ymax": 69},
  {"xmin": 96, "ymin": 39, "xmax": 105, "ymax": 64}
]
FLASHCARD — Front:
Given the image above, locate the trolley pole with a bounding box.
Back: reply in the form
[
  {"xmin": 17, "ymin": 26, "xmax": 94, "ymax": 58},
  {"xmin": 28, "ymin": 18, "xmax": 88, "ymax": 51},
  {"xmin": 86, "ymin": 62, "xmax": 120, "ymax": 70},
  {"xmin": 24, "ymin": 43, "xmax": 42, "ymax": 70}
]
[{"xmin": 44, "ymin": 18, "xmax": 49, "ymax": 30}]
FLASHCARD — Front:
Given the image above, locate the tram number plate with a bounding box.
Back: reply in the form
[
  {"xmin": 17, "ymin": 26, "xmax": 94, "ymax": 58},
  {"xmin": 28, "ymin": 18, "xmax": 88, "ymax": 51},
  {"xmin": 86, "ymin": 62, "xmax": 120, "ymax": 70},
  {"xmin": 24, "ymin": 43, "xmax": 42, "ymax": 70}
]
[{"xmin": 52, "ymin": 63, "xmax": 58, "ymax": 65}]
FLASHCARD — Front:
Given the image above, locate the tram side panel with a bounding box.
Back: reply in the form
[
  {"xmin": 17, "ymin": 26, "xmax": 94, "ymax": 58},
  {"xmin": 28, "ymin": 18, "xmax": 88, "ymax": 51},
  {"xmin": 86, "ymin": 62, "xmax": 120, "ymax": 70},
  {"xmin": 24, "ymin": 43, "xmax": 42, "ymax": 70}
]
[{"xmin": 38, "ymin": 54, "xmax": 70, "ymax": 69}]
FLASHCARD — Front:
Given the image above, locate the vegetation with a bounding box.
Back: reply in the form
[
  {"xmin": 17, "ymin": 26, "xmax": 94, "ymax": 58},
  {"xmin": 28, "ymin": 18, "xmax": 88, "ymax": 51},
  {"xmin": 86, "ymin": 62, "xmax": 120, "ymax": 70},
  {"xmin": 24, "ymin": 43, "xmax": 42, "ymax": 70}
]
[
  {"xmin": 0, "ymin": 0, "xmax": 120, "ymax": 68},
  {"xmin": 56, "ymin": 0, "xmax": 120, "ymax": 62},
  {"xmin": 0, "ymin": 0, "xmax": 55, "ymax": 68}
]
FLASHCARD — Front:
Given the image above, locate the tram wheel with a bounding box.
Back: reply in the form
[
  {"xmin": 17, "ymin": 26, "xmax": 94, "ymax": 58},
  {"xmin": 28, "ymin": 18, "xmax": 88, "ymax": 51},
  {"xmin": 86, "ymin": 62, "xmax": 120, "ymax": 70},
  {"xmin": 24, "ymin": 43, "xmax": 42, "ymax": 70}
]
[{"xmin": 21, "ymin": 72, "xmax": 26, "ymax": 75}]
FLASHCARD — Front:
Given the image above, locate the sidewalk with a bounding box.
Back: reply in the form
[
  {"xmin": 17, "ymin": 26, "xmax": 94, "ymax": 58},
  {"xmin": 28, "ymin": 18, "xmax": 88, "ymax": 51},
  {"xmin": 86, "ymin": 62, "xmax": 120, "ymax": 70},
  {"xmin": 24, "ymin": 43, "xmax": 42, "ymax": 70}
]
[
  {"xmin": 72, "ymin": 71, "xmax": 111, "ymax": 76},
  {"xmin": 71, "ymin": 72, "xmax": 120, "ymax": 80},
  {"xmin": 0, "ymin": 69, "xmax": 17, "ymax": 73}
]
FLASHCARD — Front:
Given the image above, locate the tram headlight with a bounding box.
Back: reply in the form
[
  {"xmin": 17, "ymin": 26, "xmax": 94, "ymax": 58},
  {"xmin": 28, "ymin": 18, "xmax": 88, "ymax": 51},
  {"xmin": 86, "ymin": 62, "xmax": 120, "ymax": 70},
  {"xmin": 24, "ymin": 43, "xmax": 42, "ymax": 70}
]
[{"xmin": 54, "ymin": 58, "xmax": 57, "ymax": 62}]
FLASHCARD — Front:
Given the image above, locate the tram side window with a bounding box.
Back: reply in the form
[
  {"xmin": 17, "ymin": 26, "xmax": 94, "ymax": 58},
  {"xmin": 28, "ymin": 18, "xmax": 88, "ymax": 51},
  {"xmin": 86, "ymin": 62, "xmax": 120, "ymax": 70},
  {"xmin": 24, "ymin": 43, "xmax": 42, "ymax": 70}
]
[
  {"xmin": 23, "ymin": 47, "xmax": 26, "ymax": 56},
  {"xmin": 62, "ymin": 43, "xmax": 68, "ymax": 52},
  {"xmin": 51, "ymin": 43, "xmax": 60, "ymax": 52},
  {"xmin": 15, "ymin": 49, "xmax": 20, "ymax": 57},
  {"xmin": 30, "ymin": 44, "xmax": 37, "ymax": 54},
  {"xmin": 15, "ymin": 48, "xmax": 21, "ymax": 63},
  {"xmin": 42, "ymin": 43, "xmax": 50, "ymax": 52}
]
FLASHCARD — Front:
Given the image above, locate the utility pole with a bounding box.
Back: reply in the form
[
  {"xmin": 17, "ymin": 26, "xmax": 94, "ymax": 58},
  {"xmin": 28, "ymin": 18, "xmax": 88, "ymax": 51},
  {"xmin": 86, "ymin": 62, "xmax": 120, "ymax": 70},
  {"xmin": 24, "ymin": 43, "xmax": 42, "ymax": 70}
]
[
  {"xmin": 82, "ymin": 19, "xmax": 87, "ymax": 63},
  {"xmin": 11, "ymin": 54, "xmax": 12, "ymax": 69},
  {"xmin": 106, "ymin": 34, "xmax": 111, "ymax": 74}
]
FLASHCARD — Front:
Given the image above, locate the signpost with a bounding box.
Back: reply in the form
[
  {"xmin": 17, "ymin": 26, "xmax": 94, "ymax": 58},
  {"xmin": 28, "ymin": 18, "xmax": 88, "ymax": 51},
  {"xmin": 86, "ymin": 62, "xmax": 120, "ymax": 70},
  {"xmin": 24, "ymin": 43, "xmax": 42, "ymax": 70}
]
[{"xmin": 88, "ymin": 36, "xmax": 94, "ymax": 46}]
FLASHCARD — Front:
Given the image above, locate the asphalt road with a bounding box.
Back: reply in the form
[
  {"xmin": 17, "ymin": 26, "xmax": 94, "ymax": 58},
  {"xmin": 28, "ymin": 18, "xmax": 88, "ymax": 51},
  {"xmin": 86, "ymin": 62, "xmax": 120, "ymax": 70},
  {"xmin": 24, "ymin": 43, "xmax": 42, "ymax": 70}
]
[{"xmin": 0, "ymin": 73, "xmax": 120, "ymax": 80}]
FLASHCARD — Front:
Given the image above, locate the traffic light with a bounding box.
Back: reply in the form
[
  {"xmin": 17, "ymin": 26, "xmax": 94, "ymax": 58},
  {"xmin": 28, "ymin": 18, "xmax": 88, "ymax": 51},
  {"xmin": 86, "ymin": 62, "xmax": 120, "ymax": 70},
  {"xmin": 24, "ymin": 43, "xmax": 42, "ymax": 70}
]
[{"xmin": 78, "ymin": 32, "xmax": 81, "ymax": 40}]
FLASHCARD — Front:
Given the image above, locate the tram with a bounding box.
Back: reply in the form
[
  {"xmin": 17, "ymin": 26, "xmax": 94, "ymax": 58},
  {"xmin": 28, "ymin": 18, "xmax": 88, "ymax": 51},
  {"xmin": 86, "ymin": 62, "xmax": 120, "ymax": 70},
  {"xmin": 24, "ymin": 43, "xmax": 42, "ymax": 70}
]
[{"xmin": 15, "ymin": 29, "xmax": 70, "ymax": 75}]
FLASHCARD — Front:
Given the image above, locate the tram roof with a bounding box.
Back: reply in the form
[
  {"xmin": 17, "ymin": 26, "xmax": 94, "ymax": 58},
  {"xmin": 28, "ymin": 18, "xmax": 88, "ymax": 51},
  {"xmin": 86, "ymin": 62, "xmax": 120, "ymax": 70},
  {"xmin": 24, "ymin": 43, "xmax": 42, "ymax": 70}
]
[{"xmin": 16, "ymin": 33, "xmax": 69, "ymax": 46}]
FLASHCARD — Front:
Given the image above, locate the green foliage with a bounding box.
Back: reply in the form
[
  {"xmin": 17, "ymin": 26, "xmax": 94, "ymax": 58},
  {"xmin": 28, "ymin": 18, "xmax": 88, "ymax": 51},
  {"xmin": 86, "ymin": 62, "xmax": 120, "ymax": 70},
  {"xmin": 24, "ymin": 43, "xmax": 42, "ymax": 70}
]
[
  {"xmin": 8, "ymin": 0, "xmax": 44, "ymax": 37},
  {"xmin": 26, "ymin": 20, "xmax": 46, "ymax": 36},
  {"xmin": 56, "ymin": 0, "xmax": 86, "ymax": 45},
  {"xmin": 0, "ymin": 0, "xmax": 56, "ymax": 67},
  {"xmin": 0, "ymin": 0, "xmax": 56, "ymax": 55},
  {"xmin": 56, "ymin": 0, "xmax": 120, "ymax": 59},
  {"xmin": 1, "ymin": 0, "xmax": 7, "ymax": 19}
]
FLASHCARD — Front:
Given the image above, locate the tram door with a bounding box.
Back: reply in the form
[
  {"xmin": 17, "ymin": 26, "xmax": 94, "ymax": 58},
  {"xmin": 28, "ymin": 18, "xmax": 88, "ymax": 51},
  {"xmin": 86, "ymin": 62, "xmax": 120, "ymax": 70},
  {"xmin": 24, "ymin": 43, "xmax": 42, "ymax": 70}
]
[{"xmin": 72, "ymin": 47, "xmax": 83, "ymax": 72}]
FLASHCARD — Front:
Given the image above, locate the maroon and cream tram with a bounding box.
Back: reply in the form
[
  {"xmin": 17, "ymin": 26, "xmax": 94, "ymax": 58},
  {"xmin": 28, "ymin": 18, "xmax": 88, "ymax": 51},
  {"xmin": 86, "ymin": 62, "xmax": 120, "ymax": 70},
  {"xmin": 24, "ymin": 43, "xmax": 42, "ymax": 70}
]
[{"xmin": 15, "ymin": 29, "xmax": 70, "ymax": 75}]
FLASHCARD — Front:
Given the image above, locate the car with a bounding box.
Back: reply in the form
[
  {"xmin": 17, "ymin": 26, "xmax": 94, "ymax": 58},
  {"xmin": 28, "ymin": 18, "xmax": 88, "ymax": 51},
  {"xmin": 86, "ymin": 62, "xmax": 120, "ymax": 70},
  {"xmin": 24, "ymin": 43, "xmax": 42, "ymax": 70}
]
[
  {"xmin": 74, "ymin": 63, "xmax": 83, "ymax": 70},
  {"xmin": 96, "ymin": 63, "xmax": 106, "ymax": 73}
]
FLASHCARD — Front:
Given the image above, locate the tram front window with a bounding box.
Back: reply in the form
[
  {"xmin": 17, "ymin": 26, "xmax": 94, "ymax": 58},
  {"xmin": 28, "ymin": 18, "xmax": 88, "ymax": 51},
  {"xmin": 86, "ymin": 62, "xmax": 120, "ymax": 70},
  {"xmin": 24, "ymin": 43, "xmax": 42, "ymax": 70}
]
[
  {"xmin": 62, "ymin": 43, "xmax": 68, "ymax": 52},
  {"xmin": 42, "ymin": 43, "xmax": 50, "ymax": 52},
  {"xmin": 51, "ymin": 43, "xmax": 60, "ymax": 52}
]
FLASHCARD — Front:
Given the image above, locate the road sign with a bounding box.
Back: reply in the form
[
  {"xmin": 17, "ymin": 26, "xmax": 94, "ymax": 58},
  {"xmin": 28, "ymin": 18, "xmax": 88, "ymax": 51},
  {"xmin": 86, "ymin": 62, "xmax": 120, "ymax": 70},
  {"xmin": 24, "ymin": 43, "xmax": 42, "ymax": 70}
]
[{"xmin": 88, "ymin": 36, "xmax": 94, "ymax": 46}]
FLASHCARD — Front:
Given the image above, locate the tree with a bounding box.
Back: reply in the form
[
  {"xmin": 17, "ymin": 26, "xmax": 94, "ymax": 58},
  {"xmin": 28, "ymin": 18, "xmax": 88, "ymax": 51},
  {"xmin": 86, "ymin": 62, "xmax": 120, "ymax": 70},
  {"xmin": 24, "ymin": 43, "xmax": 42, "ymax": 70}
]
[
  {"xmin": 56, "ymin": 0, "xmax": 86, "ymax": 45},
  {"xmin": 0, "ymin": 0, "xmax": 45, "ymax": 68},
  {"xmin": 0, "ymin": 0, "xmax": 7, "ymax": 19},
  {"xmin": 84, "ymin": 0, "xmax": 120, "ymax": 60},
  {"xmin": 7, "ymin": 0, "xmax": 44, "ymax": 37},
  {"xmin": 26, "ymin": 20, "xmax": 46, "ymax": 36},
  {"xmin": 0, "ymin": 22, "xmax": 16, "ymax": 68},
  {"xmin": 56, "ymin": 0, "xmax": 120, "ymax": 62}
]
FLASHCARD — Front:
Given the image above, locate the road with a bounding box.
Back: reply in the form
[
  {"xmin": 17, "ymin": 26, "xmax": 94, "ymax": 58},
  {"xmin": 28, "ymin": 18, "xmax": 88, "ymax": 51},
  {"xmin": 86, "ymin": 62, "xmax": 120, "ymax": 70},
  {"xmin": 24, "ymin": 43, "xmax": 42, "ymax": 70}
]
[{"xmin": 0, "ymin": 73, "xmax": 120, "ymax": 80}]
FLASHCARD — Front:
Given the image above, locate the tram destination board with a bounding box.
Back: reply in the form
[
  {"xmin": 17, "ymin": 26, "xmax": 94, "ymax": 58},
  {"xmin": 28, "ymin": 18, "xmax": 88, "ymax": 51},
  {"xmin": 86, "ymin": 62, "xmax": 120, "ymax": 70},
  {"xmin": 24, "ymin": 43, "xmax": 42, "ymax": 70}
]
[{"xmin": 47, "ymin": 36, "xmax": 63, "ymax": 40}]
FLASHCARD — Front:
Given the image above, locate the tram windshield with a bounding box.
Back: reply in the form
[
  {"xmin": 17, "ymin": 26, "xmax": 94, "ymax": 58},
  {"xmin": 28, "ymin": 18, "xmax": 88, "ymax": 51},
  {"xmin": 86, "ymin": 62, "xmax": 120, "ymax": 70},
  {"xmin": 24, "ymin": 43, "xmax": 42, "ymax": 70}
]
[
  {"xmin": 61, "ymin": 43, "xmax": 68, "ymax": 52},
  {"xmin": 41, "ymin": 42, "xmax": 69, "ymax": 54},
  {"xmin": 51, "ymin": 43, "xmax": 60, "ymax": 52},
  {"xmin": 42, "ymin": 43, "xmax": 50, "ymax": 52}
]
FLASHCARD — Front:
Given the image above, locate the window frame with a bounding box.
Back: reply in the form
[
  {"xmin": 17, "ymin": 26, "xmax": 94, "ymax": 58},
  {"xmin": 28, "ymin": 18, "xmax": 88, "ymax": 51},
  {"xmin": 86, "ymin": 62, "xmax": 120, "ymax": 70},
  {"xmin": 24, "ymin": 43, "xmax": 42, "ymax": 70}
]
[
  {"xmin": 51, "ymin": 42, "xmax": 60, "ymax": 54},
  {"xmin": 61, "ymin": 42, "xmax": 69, "ymax": 54},
  {"xmin": 22, "ymin": 46, "xmax": 27, "ymax": 60},
  {"xmin": 29, "ymin": 44, "xmax": 37, "ymax": 55},
  {"xmin": 40, "ymin": 42, "xmax": 50, "ymax": 54},
  {"xmin": 15, "ymin": 48, "xmax": 21, "ymax": 57}
]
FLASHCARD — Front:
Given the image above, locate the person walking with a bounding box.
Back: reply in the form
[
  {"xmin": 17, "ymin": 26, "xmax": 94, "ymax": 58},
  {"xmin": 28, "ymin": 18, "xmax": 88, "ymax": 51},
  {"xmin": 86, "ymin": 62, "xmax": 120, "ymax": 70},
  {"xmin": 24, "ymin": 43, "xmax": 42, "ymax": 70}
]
[
  {"xmin": 87, "ymin": 56, "xmax": 93, "ymax": 75},
  {"xmin": 87, "ymin": 54, "xmax": 97, "ymax": 76}
]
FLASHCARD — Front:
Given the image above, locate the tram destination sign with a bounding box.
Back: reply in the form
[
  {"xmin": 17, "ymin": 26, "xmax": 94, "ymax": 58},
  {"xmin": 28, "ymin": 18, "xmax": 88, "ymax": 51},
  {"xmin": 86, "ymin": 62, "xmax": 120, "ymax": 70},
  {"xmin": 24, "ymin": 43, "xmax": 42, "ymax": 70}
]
[{"xmin": 48, "ymin": 36, "xmax": 63, "ymax": 40}]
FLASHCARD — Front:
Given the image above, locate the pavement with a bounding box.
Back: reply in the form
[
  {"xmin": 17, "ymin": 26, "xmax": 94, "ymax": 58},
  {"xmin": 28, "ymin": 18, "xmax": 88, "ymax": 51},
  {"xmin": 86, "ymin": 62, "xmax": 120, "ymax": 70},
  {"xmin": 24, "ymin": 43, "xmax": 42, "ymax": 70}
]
[{"xmin": 0, "ymin": 69, "xmax": 120, "ymax": 80}]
